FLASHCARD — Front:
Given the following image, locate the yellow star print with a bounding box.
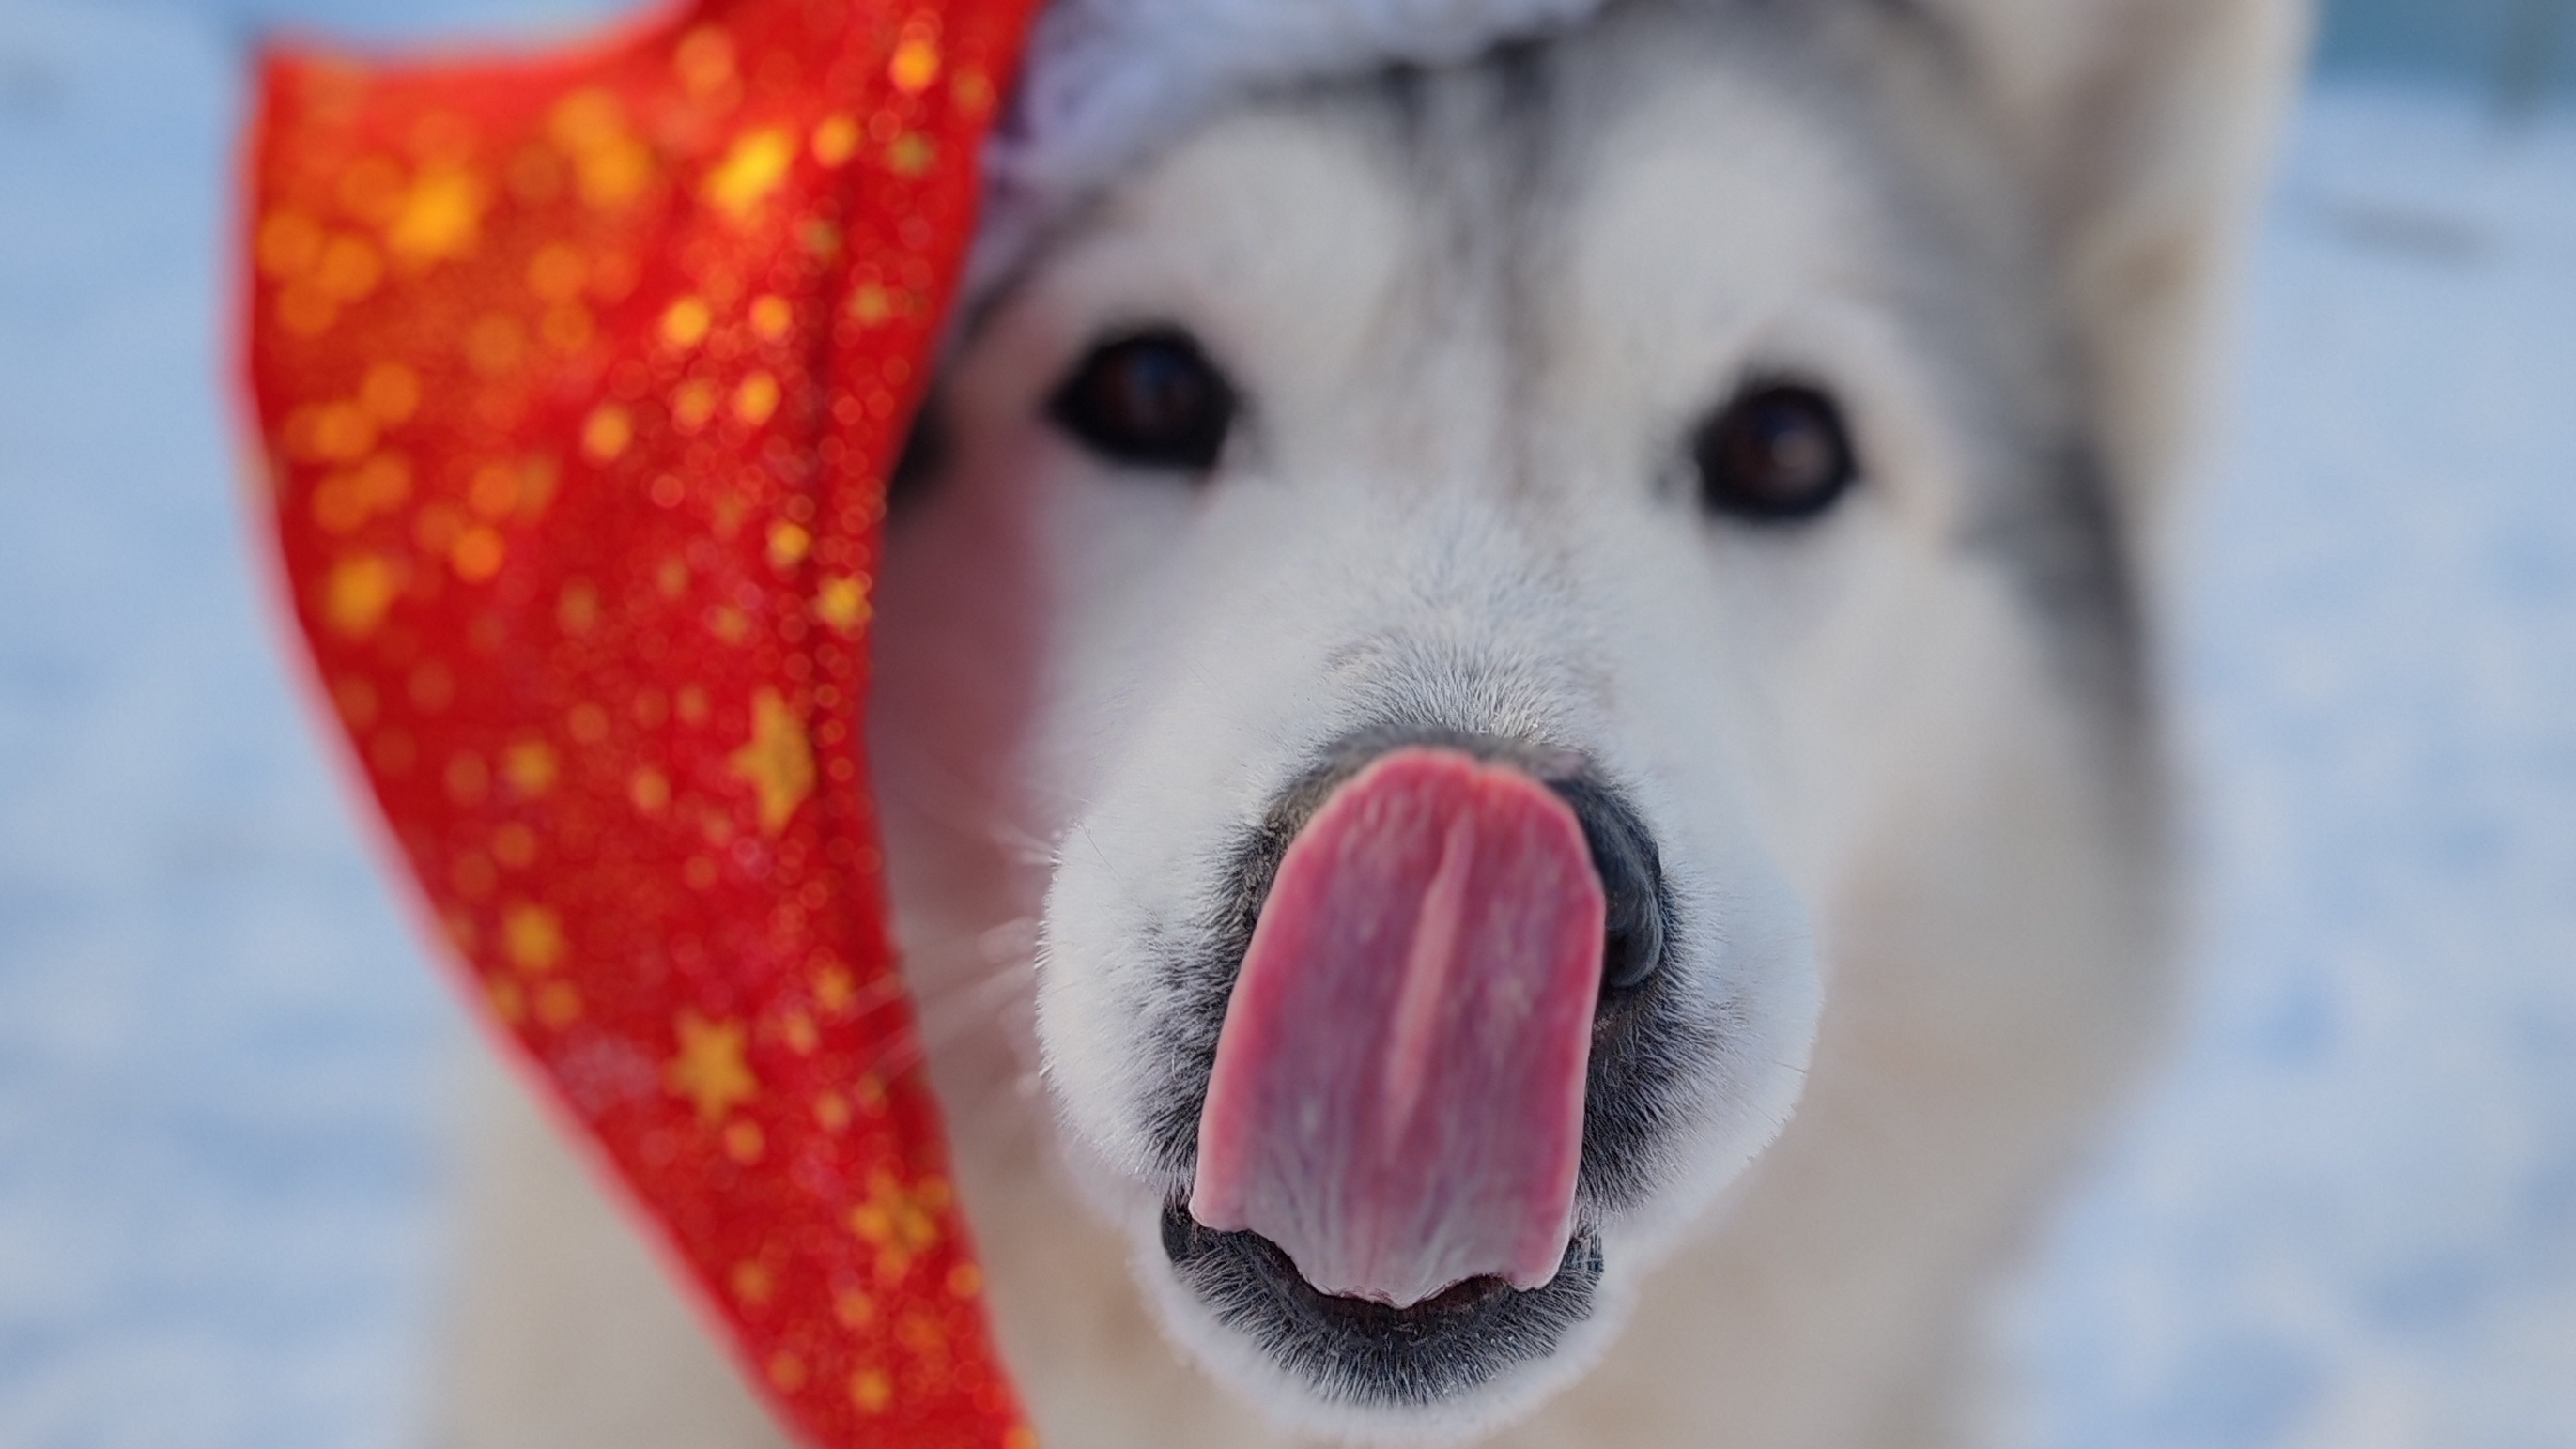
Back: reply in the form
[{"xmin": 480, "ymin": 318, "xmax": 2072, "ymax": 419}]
[
  {"xmin": 386, "ymin": 166, "xmax": 486, "ymax": 265},
  {"xmin": 848, "ymin": 1169, "xmax": 949, "ymax": 1280},
  {"xmin": 814, "ymin": 574, "xmax": 871, "ymax": 635},
  {"xmin": 666, "ymin": 1010, "xmax": 758, "ymax": 1123},
  {"xmin": 704, "ymin": 126, "xmax": 794, "ymax": 218},
  {"xmin": 728, "ymin": 688, "xmax": 814, "ymax": 835}
]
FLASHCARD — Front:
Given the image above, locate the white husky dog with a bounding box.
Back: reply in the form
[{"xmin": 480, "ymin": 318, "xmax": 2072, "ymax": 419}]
[{"xmin": 440, "ymin": 1, "xmax": 2302, "ymax": 1445}]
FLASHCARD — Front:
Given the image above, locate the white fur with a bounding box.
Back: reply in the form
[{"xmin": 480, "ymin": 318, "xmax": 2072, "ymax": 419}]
[{"xmin": 435, "ymin": 3, "xmax": 2305, "ymax": 1446}]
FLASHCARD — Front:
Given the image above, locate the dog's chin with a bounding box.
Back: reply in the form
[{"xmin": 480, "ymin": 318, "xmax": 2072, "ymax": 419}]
[{"xmin": 1140, "ymin": 1199, "xmax": 1620, "ymax": 1445}]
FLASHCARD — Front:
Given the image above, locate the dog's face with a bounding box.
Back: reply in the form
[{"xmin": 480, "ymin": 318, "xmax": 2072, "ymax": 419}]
[{"xmin": 879, "ymin": 4, "xmax": 2128, "ymax": 1441}]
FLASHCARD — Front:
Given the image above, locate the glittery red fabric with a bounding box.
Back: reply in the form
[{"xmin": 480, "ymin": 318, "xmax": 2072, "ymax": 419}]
[{"xmin": 241, "ymin": 1, "xmax": 1040, "ymax": 1442}]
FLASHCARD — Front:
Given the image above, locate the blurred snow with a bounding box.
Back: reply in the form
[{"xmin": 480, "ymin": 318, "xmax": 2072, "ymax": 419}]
[
  {"xmin": 0, "ymin": 2, "xmax": 2569, "ymax": 1446},
  {"xmin": 2007, "ymin": 86, "xmax": 2576, "ymax": 1449},
  {"xmin": 0, "ymin": 6, "xmax": 470, "ymax": 1447}
]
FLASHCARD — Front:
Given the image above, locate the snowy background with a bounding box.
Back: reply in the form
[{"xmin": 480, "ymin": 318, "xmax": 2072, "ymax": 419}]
[{"xmin": 0, "ymin": 1, "xmax": 2570, "ymax": 1446}]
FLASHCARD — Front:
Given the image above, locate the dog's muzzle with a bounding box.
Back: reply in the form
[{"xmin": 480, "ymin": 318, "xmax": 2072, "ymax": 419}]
[{"xmin": 1149, "ymin": 726, "xmax": 1682, "ymax": 1404}]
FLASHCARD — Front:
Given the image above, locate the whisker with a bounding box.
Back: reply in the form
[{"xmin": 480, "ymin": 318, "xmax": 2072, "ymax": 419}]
[{"xmin": 868, "ymin": 716, "xmax": 1068, "ymax": 866}]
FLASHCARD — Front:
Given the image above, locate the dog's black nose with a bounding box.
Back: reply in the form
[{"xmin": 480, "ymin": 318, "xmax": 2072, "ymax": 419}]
[{"xmin": 1541, "ymin": 771, "xmax": 1666, "ymax": 997}]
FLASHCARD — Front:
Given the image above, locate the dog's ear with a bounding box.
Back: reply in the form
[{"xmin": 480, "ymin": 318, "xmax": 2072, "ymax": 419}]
[{"xmin": 1913, "ymin": 0, "xmax": 2308, "ymax": 556}]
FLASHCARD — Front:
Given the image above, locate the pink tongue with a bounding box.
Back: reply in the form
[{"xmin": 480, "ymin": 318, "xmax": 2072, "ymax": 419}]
[{"xmin": 1190, "ymin": 748, "xmax": 1605, "ymax": 1308}]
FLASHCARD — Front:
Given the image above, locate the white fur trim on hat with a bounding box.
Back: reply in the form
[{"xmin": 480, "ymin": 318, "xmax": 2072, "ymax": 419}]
[{"xmin": 969, "ymin": 0, "xmax": 1607, "ymax": 289}]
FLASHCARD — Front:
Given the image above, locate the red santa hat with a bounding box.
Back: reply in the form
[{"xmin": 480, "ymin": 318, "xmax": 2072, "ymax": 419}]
[{"xmin": 238, "ymin": 1, "xmax": 1619, "ymax": 1445}]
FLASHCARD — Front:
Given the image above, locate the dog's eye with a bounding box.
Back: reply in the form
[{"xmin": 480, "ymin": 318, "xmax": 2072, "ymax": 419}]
[
  {"xmin": 1691, "ymin": 383, "xmax": 1857, "ymax": 522},
  {"xmin": 1048, "ymin": 330, "xmax": 1237, "ymax": 473}
]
